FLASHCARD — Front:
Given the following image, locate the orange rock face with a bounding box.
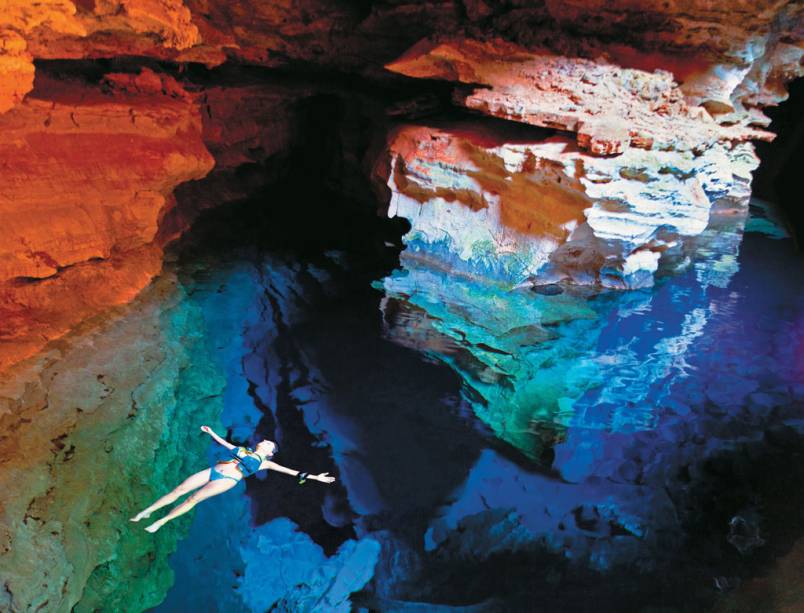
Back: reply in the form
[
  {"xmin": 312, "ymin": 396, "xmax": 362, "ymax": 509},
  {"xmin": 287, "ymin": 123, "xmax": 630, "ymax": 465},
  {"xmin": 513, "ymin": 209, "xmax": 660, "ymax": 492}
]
[
  {"xmin": 0, "ymin": 0, "xmax": 800, "ymax": 374},
  {"xmin": 0, "ymin": 30, "xmax": 35, "ymax": 113},
  {"xmin": 385, "ymin": 123, "xmax": 591, "ymax": 241},
  {"xmin": 0, "ymin": 0, "xmax": 85, "ymax": 112},
  {"xmin": 0, "ymin": 69, "xmax": 214, "ymax": 371}
]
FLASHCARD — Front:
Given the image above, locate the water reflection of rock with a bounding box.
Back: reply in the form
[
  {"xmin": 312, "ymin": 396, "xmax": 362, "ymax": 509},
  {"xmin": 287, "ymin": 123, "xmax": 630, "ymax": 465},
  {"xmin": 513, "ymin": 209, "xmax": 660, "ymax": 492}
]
[
  {"xmin": 380, "ymin": 199, "xmax": 753, "ymax": 448},
  {"xmin": 377, "ymin": 197, "xmax": 804, "ymax": 575}
]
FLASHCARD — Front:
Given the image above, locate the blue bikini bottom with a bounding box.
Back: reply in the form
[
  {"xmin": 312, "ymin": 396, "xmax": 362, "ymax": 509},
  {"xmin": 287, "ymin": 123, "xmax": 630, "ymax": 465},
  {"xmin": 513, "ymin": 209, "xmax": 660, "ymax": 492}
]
[{"xmin": 210, "ymin": 465, "xmax": 241, "ymax": 483}]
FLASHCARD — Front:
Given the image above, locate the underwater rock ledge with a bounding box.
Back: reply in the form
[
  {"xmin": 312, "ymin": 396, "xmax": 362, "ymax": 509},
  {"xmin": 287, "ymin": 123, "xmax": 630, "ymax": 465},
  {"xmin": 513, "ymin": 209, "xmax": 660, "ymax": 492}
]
[{"xmin": 0, "ymin": 272, "xmax": 226, "ymax": 612}]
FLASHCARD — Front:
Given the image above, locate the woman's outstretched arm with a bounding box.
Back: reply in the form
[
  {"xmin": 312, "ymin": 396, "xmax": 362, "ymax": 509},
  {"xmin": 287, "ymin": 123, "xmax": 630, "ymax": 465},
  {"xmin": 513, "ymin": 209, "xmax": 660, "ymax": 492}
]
[
  {"xmin": 260, "ymin": 460, "xmax": 336, "ymax": 484},
  {"xmin": 200, "ymin": 425, "xmax": 236, "ymax": 450}
]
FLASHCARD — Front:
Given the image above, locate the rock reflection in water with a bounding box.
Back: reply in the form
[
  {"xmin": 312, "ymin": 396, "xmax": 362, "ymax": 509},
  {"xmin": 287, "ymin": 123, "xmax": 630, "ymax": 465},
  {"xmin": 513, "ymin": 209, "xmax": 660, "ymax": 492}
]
[{"xmin": 377, "ymin": 198, "xmax": 804, "ymax": 576}]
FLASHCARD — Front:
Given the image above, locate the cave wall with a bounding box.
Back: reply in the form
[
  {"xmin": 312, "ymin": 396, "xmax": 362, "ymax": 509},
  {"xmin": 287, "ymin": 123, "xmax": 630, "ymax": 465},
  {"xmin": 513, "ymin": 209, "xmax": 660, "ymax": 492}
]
[
  {"xmin": 0, "ymin": 0, "xmax": 801, "ymax": 373},
  {"xmin": 0, "ymin": 272, "xmax": 226, "ymax": 611}
]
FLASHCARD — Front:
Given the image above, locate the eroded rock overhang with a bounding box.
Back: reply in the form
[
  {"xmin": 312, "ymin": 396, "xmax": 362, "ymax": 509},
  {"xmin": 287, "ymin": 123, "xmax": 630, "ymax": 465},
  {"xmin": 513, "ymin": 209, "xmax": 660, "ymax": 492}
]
[
  {"xmin": 379, "ymin": 28, "xmax": 801, "ymax": 289},
  {"xmin": 0, "ymin": 0, "xmax": 802, "ymax": 371}
]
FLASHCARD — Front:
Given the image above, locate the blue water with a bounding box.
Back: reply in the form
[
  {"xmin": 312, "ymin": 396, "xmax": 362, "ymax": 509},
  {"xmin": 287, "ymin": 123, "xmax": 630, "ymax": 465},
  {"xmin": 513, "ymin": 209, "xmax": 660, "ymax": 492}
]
[{"xmin": 153, "ymin": 199, "xmax": 803, "ymax": 612}]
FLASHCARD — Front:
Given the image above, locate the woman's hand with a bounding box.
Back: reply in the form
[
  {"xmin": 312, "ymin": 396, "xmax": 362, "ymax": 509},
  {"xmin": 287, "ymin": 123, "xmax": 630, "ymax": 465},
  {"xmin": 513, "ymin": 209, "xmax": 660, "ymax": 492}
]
[
  {"xmin": 200, "ymin": 425, "xmax": 213, "ymax": 435},
  {"xmin": 312, "ymin": 472, "xmax": 336, "ymax": 484}
]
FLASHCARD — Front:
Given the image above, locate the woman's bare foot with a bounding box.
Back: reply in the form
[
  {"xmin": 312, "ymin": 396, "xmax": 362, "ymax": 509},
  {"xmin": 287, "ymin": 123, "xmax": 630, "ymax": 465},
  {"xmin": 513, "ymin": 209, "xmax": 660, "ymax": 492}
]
[
  {"xmin": 130, "ymin": 510, "xmax": 152, "ymax": 522},
  {"xmin": 144, "ymin": 520, "xmax": 164, "ymax": 533}
]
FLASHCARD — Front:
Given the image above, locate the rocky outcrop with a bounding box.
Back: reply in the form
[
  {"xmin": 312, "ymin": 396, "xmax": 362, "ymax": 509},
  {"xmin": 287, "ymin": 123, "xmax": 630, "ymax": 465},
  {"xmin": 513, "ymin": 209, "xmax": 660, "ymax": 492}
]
[
  {"xmin": 373, "ymin": 0, "xmax": 802, "ymax": 287},
  {"xmin": 1, "ymin": 1, "xmax": 798, "ymax": 110},
  {"xmin": 0, "ymin": 1, "xmax": 84, "ymax": 112},
  {"xmin": 0, "ymin": 69, "xmax": 211, "ymax": 283},
  {"xmin": 538, "ymin": 0, "xmax": 804, "ymax": 124},
  {"xmin": 239, "ymin": 518, "xmax": 380, "ymax": 612},
  {"xmin": 0, "ymin": 272, "xmax": 225, "ymax": 612},
  {"xmin": 0, "ymin": 59, "xmax": 317, "ymax": 373},
  {"xmin": 0, "ymin": 0, "xmax": 798, "ymax": 373},
  {"xmin": 386, "ymin": 38, "xmax": 775, "ymax": 156},
  {"xmin": 0, "ymin": 68, "xmax": 214, "ymax": 371},
  {"xmin": 382, "ymin": 121, "xmax": 758, "ymax": 287},
  {"xmin": 377, "ymin": 20, "xmax": 802, "ymax": 287}
]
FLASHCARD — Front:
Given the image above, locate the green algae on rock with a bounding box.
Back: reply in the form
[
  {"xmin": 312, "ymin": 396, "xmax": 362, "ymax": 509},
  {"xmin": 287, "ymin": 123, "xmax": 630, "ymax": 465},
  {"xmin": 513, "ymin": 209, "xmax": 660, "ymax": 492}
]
[{"xmin": 0, "ymin": 272, "xmax": 226, "ymax": 612}]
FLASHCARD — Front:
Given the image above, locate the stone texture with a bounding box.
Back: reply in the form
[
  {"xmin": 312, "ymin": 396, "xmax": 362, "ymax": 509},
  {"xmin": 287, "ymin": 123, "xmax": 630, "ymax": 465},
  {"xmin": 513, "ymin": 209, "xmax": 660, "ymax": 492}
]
[
  {"xmin": 0, "ymin": 0, "xmax": 795, "ymax": 111},
  {"xmin": 385, "ymin": 37, "xmax": 775, "ymax": 156},
  {"xmin": 0, "ymin": 0, "xmax": 797, "ymax": 374},
  {"xmin": 381, "ymin": 121, "xmax": 758, "ymax": 288},
  {"xmin": 372, "ymin": 3, "xmax": 803, "ymax": 289},
  {"xmin": 0, "ymin": 68, "xmax": 214, "ymax": 372},
  {"xmin": 0, "ymin": 69, "xmax": 210, "ymax": 283},
  {"xmin": 0, "ymin": 1, "xmax": 87, "ymax": 112},
  {"xmin": 0, "ymin": 29, "xmax": 35, "ymax": 114},
  {"xmin": 239, "ymin": 518, "xmax": 380, "ymax": 612},
  {"xmin": 0, "ymin": 272, "xmax": 225, "ymax": 612}
]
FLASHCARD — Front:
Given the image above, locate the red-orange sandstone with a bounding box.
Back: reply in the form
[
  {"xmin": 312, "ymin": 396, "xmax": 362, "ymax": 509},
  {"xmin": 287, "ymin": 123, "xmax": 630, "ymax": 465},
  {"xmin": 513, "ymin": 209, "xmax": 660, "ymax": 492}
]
[{"xmin": 0, "ymin": 0, "xmax": 801, "ymax": 372}]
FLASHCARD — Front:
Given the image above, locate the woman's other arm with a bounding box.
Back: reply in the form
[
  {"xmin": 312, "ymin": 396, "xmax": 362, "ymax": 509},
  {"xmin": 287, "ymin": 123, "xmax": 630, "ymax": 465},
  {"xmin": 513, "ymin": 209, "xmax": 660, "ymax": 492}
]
[
  {"xmin": 200, "ymin": 425, "xmax": 236, "ymax": 450},
  {"xmin": 259, "ymin": 460, "xmax": 336, "ymax": 484}
]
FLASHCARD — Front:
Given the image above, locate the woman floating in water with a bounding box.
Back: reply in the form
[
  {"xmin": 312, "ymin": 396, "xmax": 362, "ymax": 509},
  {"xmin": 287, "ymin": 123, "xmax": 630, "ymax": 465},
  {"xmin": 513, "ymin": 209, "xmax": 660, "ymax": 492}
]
[{"xmin": 131, "ymin": 425, "xmax": 336, "ymax": 533}]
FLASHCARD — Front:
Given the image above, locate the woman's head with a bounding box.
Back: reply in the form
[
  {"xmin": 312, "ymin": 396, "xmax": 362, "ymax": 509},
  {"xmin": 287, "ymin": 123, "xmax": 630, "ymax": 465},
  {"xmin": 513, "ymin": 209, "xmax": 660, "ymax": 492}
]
[{"xmin": 255, "ymin": 439, "xmax": 278, "ymax": 457}]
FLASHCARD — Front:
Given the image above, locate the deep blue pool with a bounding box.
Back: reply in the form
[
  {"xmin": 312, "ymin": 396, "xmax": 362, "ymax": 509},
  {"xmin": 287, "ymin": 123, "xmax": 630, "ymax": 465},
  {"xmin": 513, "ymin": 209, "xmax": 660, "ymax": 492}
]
[{"xmin": 152, "ymin": 197, "xmax": 803, "ymax": 612}]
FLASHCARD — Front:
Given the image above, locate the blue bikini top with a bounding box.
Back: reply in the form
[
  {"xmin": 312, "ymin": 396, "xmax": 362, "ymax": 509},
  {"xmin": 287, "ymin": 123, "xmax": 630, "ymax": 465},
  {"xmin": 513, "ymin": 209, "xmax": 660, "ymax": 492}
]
[{"xmin": 230, "ymin": 447, "xmax": 264, "ymax": 477}]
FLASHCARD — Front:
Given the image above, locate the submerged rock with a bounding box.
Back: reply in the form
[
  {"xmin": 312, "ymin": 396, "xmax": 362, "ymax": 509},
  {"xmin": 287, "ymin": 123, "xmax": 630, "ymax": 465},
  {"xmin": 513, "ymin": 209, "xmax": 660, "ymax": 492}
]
[
  {"xmin": 0, "ymin": 273, "xmax": 226, "ymax": 612},
  {"xmin": 238, "ymin": 518, "xmax": 380, "ymax": 613}
]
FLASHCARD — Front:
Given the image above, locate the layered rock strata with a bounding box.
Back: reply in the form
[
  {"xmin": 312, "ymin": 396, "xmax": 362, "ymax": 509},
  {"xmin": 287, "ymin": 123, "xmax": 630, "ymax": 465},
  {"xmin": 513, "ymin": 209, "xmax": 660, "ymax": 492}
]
[
  {"xmin": 386, "ymin": 38, "xmax": 776, "ymax": 155},
  {"xmin": 0, "ymin": 69, "xmax": 214, "ymax": 371},
  {"xmin": 0, "ymin": 272, "xmax": 225, "ymax": 612},
  {"xmin": 383, "ymin": 121, "xmax": 758, "ymax": 287},
  {"xmin": 3, "ymin": 0, "xmax": 801, "ymax": 87},
  {"xmin": 0, "ymin": 65, "xmax": 312, "ymax": 373},
  {"xmin": 0, "ymin": 0, "xmax": 801, "ymax": 369},
  {"xmin": 379, "ymin": 31, "xmax": 797, "ymax": 287}
]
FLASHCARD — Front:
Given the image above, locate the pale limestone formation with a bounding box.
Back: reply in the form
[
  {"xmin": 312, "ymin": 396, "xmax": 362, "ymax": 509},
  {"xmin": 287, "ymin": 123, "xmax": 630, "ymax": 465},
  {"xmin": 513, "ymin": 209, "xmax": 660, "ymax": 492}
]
[
  {"xmin": 383, "ymin": 123, "xmax": 759, "ymax": 288},
  {"xmin": 385, "ymin": 38, "xmax": 775, "ymax": 156}
]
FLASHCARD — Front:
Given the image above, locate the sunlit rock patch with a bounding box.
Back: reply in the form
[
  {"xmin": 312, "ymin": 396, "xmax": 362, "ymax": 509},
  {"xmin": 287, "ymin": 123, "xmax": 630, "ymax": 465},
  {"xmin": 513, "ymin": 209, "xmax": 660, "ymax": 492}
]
[
  {"xmin": 0, "ymin": 0, "xmax": 800, "ymax": 378},
  {"xmin": 385, "ymin": 38, "xmax": 774, "ymax": 155},
  {"xmin": 378, "ymin": 28, "xmax": 802, "ymax": 290},
  {"xmin": 0, "ymin": 68, "xmax": 214, "ymax": 372},
  {"xmin": 0, "ymin": 66, "xmax": 313, "ymax": 373}
]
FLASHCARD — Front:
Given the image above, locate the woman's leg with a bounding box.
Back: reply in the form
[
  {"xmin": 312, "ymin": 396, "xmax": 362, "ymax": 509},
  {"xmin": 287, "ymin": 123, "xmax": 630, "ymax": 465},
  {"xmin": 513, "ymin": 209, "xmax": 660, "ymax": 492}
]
[
  {"xmin": 144, "ymin": 478, "xmax": 238, "ymax": 533},
  {"xmin": 130, "ymin": 468, "xmax": 211, "ymax": 522}
]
